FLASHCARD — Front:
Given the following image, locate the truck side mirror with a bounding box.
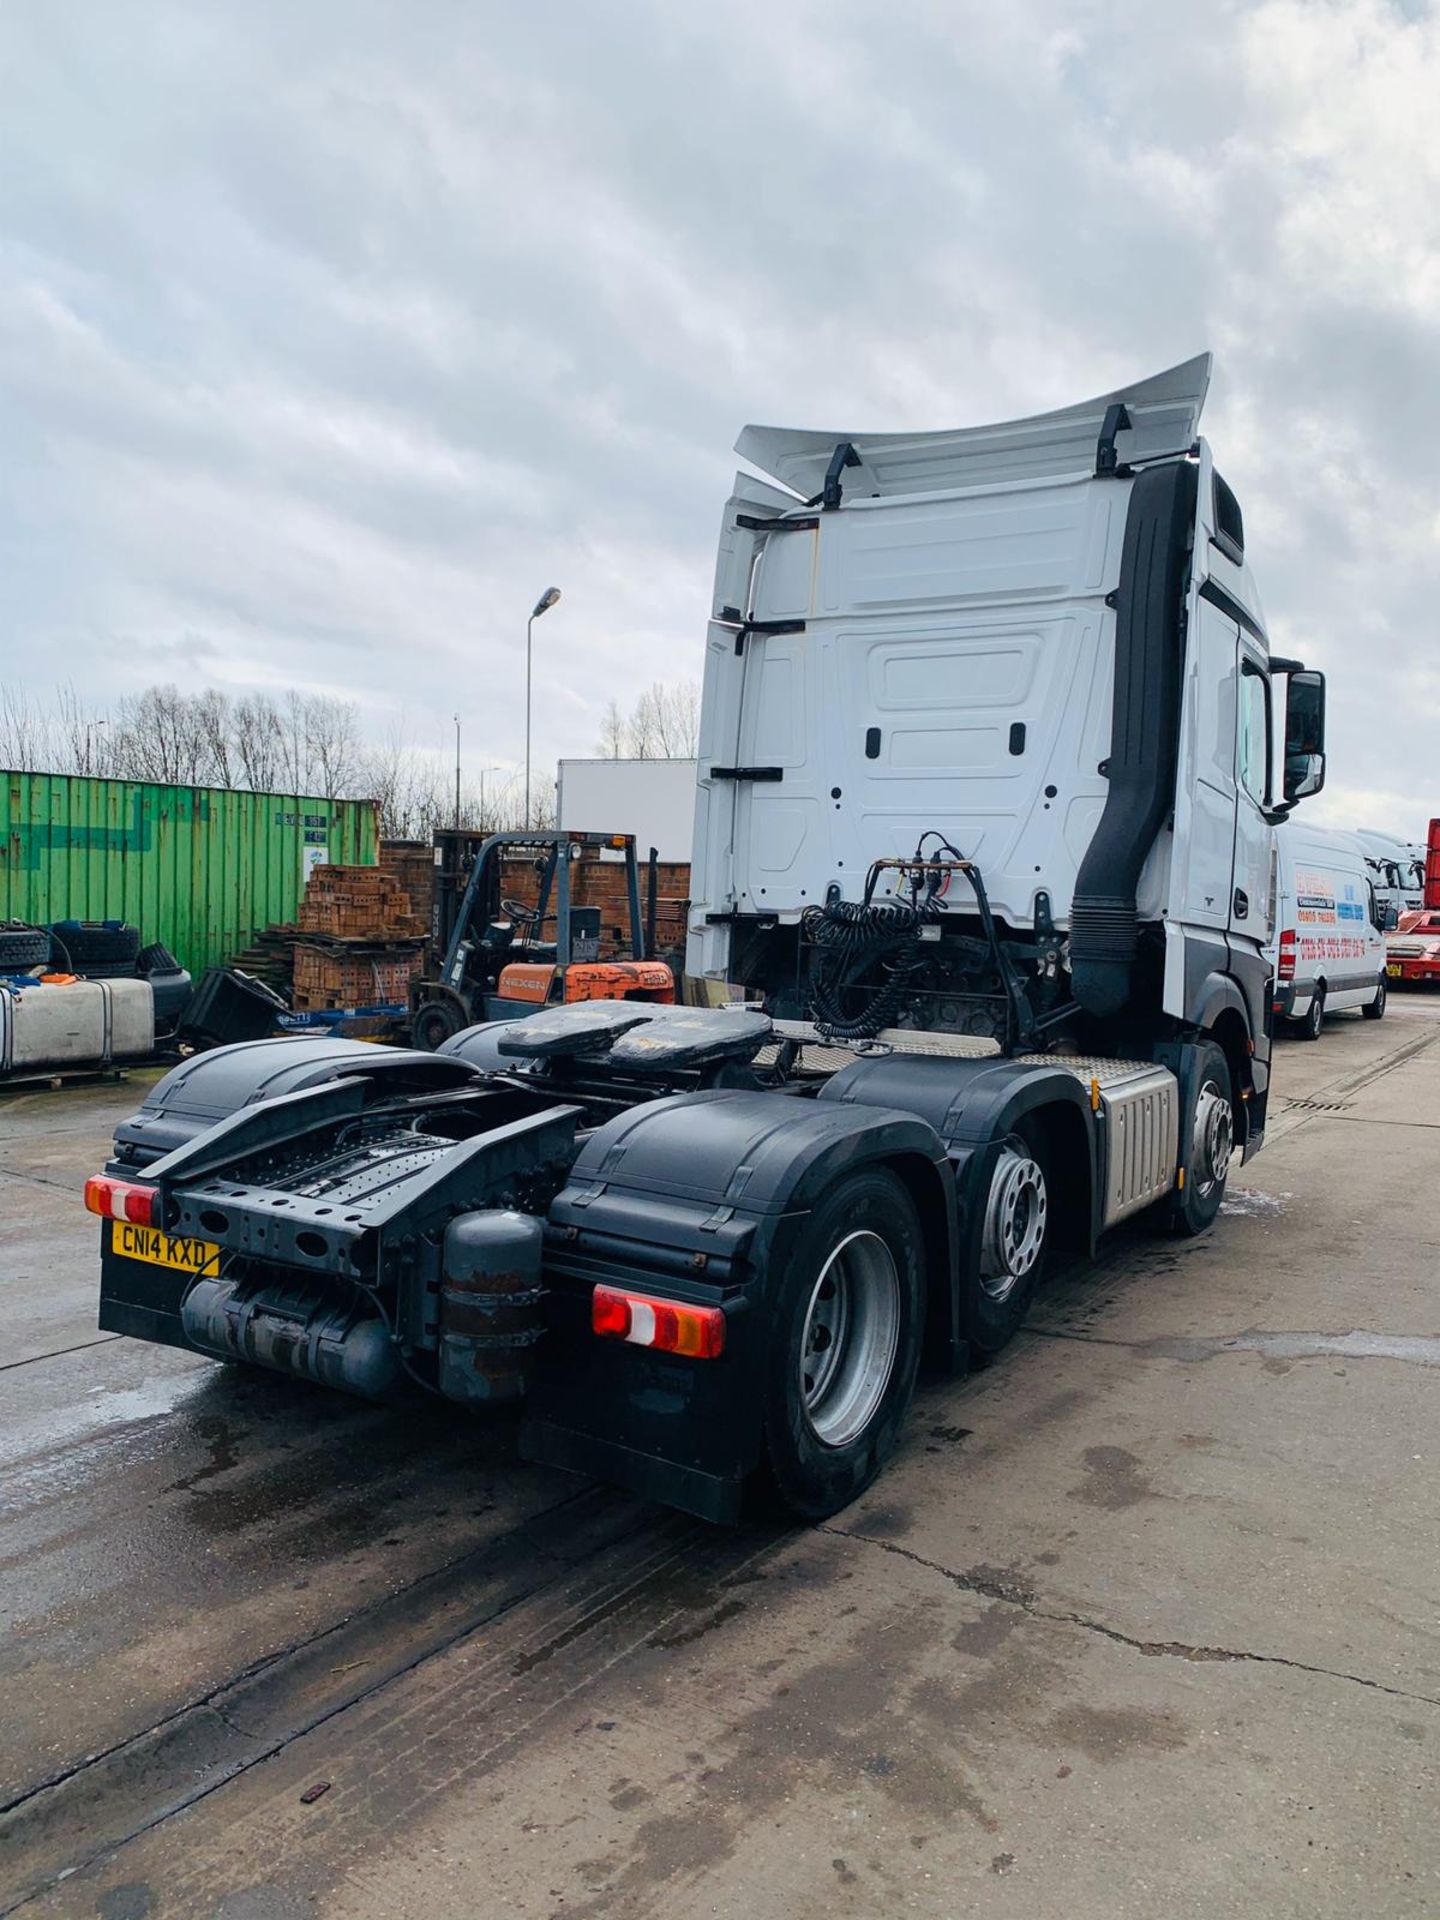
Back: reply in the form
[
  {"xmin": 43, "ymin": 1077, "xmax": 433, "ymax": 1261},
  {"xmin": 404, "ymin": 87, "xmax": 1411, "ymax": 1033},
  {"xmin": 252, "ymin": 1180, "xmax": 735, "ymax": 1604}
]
[
  {"xmin": 1382, "ymin": 902, "xmax": 1400, "ymax": 932},
  {"xmin": 1283, "ymin": 669, "xmax": 1326, "ymax": 806}
]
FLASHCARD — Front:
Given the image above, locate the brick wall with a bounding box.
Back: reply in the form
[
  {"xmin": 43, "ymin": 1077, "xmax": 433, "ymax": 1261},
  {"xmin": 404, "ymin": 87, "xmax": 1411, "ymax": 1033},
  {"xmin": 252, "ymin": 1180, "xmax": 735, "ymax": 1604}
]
[
  {"xmin": 499, "ymin": 856, "xmax": 689, "ymax": 958},
  {"xmin": 382, "ymin": 839, "xmax": 690, "ymax": 962}
]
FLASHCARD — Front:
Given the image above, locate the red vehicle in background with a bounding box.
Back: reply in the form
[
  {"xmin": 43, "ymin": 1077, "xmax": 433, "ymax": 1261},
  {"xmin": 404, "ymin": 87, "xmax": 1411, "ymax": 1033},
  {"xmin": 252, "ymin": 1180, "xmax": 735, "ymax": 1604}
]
[
  {"xmin": 1386, "ymin": 819, "xmax": 1440, "ymax": 984},
  {"xmin": 1387, "ymin": 910, "xmax": 1440, "ymax": 985}
]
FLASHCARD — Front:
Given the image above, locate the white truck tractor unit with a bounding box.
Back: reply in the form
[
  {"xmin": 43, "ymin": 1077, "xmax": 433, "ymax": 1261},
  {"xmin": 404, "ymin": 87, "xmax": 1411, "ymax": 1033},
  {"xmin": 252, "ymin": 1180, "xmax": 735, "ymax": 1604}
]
[
  {"xmin": 95, "ymin": 359, "xmax": 1328, "ymax": 1525},
  {"xmin": 1349, "ymin": 829, "xmax": 1424, "ymax": 923}
]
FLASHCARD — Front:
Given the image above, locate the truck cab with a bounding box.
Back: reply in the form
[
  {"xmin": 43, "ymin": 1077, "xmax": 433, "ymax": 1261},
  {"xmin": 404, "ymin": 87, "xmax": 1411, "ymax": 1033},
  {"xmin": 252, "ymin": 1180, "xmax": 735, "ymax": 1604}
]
[{"xmin": 687, "ymin": 354, "xmax": 1326, "ymax": 1161}]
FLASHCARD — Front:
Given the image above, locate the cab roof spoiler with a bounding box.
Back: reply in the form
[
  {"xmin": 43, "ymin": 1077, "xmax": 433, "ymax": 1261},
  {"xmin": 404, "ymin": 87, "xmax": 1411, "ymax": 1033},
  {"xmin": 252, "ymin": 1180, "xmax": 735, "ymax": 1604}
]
[{"xmin": 737, "ymin": 353, "xmax": 1212, "ymax": 503}]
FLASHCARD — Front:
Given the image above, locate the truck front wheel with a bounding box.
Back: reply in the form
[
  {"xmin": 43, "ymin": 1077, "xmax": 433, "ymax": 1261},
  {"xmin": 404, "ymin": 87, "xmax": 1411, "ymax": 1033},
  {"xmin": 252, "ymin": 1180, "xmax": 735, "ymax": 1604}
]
[
  {"xmin": 761, "ymin": 1168, "xmax": 925, "ymax": 1520},
  {"xmin": 1173, "ymin": 1046, "xmax": 1233, "ymax": 1236}
]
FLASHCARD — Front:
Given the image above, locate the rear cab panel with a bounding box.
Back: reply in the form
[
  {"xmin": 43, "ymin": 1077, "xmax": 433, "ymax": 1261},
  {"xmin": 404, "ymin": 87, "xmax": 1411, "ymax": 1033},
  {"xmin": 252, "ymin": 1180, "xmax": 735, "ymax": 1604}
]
[{"xmin": 689, "ymin": 357, "xmax": 1217, "ymax": 969}]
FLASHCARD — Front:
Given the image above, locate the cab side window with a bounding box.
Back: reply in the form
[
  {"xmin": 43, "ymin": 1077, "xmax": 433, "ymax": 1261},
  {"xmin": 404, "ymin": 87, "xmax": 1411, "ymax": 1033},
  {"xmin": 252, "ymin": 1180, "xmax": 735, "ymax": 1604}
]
[{"xmin": 1238, "ymin": 663, "xmax": 1270, "ymax": 804}]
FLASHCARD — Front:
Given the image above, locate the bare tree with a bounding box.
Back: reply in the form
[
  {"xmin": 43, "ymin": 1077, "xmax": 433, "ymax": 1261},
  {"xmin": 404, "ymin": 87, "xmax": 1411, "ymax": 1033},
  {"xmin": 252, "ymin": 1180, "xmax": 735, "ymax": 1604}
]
[
  {"xmin": 593, "ymin": 680, "xmax": 700, "ymax": 759},
  {"xmin": 233, "ymin": 694, "xmax": 284, "ymax": 792},
  {"xmin": 597, "ymin": 699, "xmax": 627, "ymax": 759},
  {"xmin": 195, "ymin": 689, "xmax": 234, "ymax": 787},
  {"xmin": 0, "ymin": 687, "xmax": 56, "ymax": 771},
  {"xmin": 51, "ymin": 683, "xmax": 111, "ymax": 775},
  {"xmin": 108, "ymin": 685, "xmax": 215, "ymax": 784},
  {"xmin": 0, "ymin": 680, "xmax": 558, "ymax": 832},
  {"xmin": 305, "ymin": 694, "xmax": 362, "ymax": 800}
]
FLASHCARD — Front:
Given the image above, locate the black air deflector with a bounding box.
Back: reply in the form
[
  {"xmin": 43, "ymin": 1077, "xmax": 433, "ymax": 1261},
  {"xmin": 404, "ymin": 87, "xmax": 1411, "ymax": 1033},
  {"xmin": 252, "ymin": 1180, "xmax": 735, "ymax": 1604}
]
[{"xmin": 1070, "ymin": 460, "xmax": 1196, "ymax": 1017}]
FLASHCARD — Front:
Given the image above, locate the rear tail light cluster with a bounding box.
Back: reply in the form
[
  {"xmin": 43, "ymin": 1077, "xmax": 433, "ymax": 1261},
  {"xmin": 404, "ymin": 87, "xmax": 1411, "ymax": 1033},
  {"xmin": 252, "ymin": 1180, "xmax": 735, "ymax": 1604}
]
[
  {"xmin": 1277, "ymin": 929, "xmax": 1297, "ymax": 983},
  {"xmin": 592, "ymin": 1285, "xmax": 725, "ymax": 1359},
  {"xmin": 84, "ymin": 1176, "xmax": 157, "ymax": 1225}
]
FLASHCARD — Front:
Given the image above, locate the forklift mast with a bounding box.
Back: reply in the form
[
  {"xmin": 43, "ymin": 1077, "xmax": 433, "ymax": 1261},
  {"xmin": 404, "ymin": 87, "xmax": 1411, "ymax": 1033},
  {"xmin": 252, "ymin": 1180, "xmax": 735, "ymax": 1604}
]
[
  {"xmin": 441, "ymin": 831, "xmax": 646, "ymax": 983},
  {"xmin": 410, "ymin": 832, "xmax": 672, "ymax": 1049}
]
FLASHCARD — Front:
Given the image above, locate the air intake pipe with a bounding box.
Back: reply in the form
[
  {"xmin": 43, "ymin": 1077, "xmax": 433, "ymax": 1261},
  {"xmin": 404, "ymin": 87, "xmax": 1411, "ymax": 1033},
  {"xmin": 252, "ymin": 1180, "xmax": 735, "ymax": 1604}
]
[{"xmin": 1069, "ymin": 460, "xmax": 1196, "ymax": 1017}]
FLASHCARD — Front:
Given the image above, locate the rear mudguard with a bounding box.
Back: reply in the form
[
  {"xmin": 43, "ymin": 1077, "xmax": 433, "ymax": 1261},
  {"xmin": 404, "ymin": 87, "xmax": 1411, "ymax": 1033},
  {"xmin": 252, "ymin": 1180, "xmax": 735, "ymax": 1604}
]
[
  {"xmin": 110, "ymin": 1035, "xmax": 480, "ymax": 1168},
  {"xmin": 820, "ymin": 1049, "xmax": 1102, "ymax": 1254},
  {"xmin": 523, "ymin": 1088, "xmax": 954, "ymax": 1522}
]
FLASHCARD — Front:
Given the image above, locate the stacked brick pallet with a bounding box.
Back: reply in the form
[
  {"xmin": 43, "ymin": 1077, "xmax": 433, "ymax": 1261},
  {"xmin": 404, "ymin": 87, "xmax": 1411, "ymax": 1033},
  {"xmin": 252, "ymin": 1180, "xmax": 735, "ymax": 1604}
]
[{"xmin": 291, "ymin": 866, "xmax": 428, "ymax": 1012}]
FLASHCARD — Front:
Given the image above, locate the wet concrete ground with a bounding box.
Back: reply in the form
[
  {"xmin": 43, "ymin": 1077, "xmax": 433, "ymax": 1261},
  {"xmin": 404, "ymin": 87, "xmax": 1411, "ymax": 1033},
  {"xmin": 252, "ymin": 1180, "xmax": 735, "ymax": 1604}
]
[{"xmin": 2, "ymin": 999, "xmax": 1438, "ymax": 1917}]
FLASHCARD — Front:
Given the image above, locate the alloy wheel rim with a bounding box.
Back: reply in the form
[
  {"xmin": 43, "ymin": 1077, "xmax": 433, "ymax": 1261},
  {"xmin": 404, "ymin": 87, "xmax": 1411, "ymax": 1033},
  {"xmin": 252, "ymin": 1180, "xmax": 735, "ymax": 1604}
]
[
  {"xmin": 980, "ymin": 1145, "xmax": 1048, "ymax": 1303},
  {"xmin": 799, "ymin": 1230, "xmax": 901, "ymax": 1449},
  {"xmin": 1192, "ymin": 1083, "xmax": 1233, "ymax": 1200}
]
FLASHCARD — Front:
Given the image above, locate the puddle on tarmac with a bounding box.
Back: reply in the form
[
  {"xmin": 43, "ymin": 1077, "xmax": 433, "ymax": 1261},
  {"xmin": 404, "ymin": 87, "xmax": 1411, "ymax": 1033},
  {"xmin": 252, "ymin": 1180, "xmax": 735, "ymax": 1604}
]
[
  {"xmin": 1136, "ymin": 1329, "xmax": 1440, "ymax": 1368},
  {"xmin": 1219, "ymin": 1188, "xmax": 1289, "ymax": 1219},
  {"xmin": 0, "ymin": 1366, "xmax": 216, "ymax": 1474}
]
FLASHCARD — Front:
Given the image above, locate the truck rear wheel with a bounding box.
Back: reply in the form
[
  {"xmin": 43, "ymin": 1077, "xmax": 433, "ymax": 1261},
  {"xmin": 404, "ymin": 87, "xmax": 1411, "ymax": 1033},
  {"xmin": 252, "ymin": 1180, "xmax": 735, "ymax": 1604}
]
[
  {"xmin": 1362, "ymin": 976, "xmax": 1386, "ymax": 1020},
  {"xmin": 1173, "ymin": 1046, "xmax": 1233, "ymax": 1236},
  {"xmin": 964, "ymin": 1122, "xmax": 1052, "ymax": 1361},
  {"xmin": 760, "ymin": 1167, "xmax": 925, "ymax": 1520}
]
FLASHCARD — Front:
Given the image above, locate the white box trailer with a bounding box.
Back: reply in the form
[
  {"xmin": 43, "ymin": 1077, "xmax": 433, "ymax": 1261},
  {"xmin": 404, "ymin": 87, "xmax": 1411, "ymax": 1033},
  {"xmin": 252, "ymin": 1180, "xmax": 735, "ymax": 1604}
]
[{"xmin": 556, "ymin": 758, "xmax": 698, "ymax": 864}]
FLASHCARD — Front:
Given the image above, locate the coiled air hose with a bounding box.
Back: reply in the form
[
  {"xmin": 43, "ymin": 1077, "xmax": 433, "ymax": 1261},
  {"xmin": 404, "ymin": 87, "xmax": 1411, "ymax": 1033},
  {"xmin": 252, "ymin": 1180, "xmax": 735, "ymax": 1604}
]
[{"xmin": 800, "ymin": 895, "xmax": 939, "ymax": 1039}]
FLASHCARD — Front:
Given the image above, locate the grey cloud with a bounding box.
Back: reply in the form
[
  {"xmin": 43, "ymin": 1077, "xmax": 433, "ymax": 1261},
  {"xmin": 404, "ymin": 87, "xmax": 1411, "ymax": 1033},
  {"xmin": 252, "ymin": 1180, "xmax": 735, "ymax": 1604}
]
[{"xmin": 0, "ymin": 0, "xmax": 1436, "ymax": 829}]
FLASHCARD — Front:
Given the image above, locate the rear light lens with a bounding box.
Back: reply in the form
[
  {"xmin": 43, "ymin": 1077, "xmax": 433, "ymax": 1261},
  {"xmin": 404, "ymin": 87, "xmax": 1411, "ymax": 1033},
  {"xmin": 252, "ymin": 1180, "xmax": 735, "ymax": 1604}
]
[
  {"xmin": 1277, "ymin": 930, "xmax": 1297, "ymax": 982},
  {"xmin": 591, "ymin": 1285, "xmax": 726, "ymax": 1360},
  {"xmin": 84, "ymin": 1176, "xmax": 157, "ymax": 1225}
]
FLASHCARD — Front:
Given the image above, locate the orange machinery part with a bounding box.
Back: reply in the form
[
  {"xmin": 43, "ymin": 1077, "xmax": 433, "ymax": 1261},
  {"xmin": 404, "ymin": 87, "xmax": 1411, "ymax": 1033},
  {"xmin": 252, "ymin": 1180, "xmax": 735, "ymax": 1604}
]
[{"xmin": 497, "ymin": 960, "xmax": 675, "ymax": 1007}]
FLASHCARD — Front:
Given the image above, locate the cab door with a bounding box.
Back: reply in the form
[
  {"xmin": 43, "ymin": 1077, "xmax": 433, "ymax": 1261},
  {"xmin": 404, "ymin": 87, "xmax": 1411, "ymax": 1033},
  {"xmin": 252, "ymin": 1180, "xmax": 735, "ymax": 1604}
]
[{"xmin": 1232, "ymin": 642, "xmax": 1274, "ymax": 956}]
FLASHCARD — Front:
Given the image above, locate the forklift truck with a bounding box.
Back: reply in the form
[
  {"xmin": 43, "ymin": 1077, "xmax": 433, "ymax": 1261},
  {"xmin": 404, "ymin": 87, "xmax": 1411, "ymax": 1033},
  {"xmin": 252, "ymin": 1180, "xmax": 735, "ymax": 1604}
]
[{"xmin": 408, "ymin": 830, "xmax": 673, "ymax": 1049}]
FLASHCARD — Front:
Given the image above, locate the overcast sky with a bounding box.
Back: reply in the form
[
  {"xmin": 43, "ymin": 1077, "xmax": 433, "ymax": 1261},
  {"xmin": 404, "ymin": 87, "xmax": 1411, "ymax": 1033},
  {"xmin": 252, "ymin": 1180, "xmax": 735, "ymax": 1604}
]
[{"xmin": 1, "ymin": 0, "xmax": 1436, "ymax": 834}]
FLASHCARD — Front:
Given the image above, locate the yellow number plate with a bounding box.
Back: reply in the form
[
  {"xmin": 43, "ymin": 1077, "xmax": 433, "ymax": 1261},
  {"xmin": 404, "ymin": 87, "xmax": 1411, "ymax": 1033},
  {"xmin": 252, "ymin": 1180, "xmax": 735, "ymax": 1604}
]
[
  {"xmin": 1386, "ymin": 963, "xmax": 1402, "ymax": 978},
  {"xmin": 114, "ymin": 1221, "xmax": 221, "ymax": 1275}
]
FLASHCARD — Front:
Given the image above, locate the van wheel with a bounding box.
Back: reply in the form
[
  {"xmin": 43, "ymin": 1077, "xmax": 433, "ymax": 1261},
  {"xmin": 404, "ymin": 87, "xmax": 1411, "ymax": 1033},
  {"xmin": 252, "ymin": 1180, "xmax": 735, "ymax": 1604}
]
[
  {"xmin": 1362, "ymin": 976, "xmax": 1387, "ymax": 1020},
  {"xmin": 963, "ymin": 1121, "xmax": 1052, "ymax": 1361},
  {"xmin": 1174, "ymin": 1046, "xmax": 1233, "ymax": 1236},
  {"xmin": 1295, "ymin": 983, "xmax": 1325, "ymax": 1041},
  {"xmin": 760, "ymin": 1168, "xmax": 925, "ymax": 1520}
]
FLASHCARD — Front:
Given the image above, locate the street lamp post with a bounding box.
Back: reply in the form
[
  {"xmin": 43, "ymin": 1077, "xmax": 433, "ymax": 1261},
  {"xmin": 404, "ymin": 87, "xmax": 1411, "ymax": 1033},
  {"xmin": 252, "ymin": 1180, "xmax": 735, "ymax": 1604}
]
[
  {"xmin": 525, "ymin": 587, "xmax": 561, "ymax": 830},
  {"xmin": 476, "ymin": 764, "xmax": 503, "ymax": 835},
  {"xmin": 453, "ymin": 714, "xmax": 462, "ymax": 832}
]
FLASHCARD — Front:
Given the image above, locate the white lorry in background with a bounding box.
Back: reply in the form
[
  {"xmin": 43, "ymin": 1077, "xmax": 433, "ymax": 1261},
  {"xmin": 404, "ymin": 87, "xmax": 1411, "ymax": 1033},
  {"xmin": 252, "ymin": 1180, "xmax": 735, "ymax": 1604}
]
[
  {"xmin": 1270, "ymin": 823, "xmax": 1388, "ymax": 1037},
  {"xmin": 1349, "ymin": 829, "xmax": 1424, "ymax": 924}
]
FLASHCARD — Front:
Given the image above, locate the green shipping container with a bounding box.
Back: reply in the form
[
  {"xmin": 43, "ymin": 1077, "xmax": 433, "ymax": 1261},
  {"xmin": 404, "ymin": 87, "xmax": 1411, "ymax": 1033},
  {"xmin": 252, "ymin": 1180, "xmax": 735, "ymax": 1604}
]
[{"xmin": 0, "ymin": 772, "xmax": 378, "ymax": 976}]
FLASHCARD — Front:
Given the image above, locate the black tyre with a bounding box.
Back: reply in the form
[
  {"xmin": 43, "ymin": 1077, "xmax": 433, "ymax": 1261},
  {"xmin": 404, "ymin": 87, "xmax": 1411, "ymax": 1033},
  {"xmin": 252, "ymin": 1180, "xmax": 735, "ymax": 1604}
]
[
  {"xmin": 412, "ymin": 994, "xmax": 467, "ymax": 1052},
  {"xmin": 0, "ymin": 921, "xmax": 52, "ymax": 970},
  {"xmin": 963, "ymin": 1119, "xmax": 1053, "ymax": 1361},
  {"xmin": 1173, "ymin": 1044, "xmax": 1233, "ymax": 1236},
  {"xmin": 1293, "ymin": 983, "xmax": 1325, "ymax": 1041},
  {"xmin": 51, "ymin": 920, "xmax": 142, "ymax": 976},
  {"xmin": 759, "ymin": 1167, "xmax": 925, "ymax": 1520},
  {"xmin": 1362, "ymin": 975, "xmax": 1387, "ymax": 1021}
]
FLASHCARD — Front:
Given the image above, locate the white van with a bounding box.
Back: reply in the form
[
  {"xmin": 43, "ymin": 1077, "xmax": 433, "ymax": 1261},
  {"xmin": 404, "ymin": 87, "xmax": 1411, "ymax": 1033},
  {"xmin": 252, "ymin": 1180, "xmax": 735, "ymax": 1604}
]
[{"xmin": 1271, "ymin": 823, "xmax": 1388, "ymax": 1037}]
